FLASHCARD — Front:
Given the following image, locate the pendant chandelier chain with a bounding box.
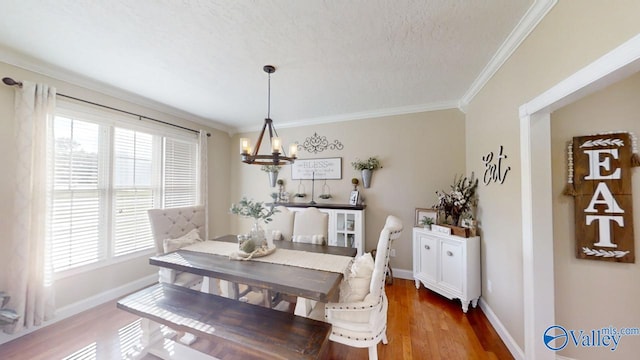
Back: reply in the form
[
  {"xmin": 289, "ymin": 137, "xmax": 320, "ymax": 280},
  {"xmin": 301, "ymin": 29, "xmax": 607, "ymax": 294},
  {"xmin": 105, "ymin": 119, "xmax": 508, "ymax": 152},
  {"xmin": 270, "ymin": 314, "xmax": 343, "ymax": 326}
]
[{"xmin": 239, "ymin": 64, "xmax": 296, "ymax": 165}]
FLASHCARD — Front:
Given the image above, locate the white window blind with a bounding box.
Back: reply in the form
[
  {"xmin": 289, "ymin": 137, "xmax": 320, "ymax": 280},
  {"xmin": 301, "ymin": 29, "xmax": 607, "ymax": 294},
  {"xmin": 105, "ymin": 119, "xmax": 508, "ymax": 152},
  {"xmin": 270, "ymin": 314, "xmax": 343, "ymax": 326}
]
[
  {"xmin": 47, "ymin": 105, "xmax": 200, "ymax": 274},
  {"xmin": 163, "ymin": 138, "xmax": 198, "ymax": 208},
  {"xmin": 113, "ymin": 128, "xmax": 155, "ymax": 257},
  {"xmin": 50, "ymin": 117, "xmax": 104, "ymax": 272}
]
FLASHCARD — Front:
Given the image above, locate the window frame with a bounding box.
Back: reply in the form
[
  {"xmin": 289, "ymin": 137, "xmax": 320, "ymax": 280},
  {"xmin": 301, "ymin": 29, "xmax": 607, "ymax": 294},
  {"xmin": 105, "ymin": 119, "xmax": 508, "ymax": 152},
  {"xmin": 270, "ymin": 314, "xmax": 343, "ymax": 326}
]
[{"xmin": 50, "ymin": 100, "xmax": 200, "ymax": 280}]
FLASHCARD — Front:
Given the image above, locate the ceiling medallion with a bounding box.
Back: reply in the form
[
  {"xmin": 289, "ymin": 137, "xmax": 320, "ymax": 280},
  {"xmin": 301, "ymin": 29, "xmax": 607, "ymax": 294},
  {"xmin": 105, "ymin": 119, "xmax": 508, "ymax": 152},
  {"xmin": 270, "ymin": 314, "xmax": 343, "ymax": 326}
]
[
  {"xmin": 297, "ymin": 132, "xmax": 344, "ymax": 154},
  {"xmin": 240, "ymin": 65, "xmax": 297, "ymax": 165}
]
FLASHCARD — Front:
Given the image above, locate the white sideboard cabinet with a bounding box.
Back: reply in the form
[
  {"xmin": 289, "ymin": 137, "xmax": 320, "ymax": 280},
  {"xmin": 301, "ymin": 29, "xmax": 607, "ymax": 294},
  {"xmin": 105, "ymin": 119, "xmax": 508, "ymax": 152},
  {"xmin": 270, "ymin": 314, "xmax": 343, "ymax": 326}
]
[
  {"xmin": 412, "ymin": 227, "xmax": 481, "ymax": 313},
  {"xmin": 279, "ymin": 203, "xmax": 365, "ymax": 256}
]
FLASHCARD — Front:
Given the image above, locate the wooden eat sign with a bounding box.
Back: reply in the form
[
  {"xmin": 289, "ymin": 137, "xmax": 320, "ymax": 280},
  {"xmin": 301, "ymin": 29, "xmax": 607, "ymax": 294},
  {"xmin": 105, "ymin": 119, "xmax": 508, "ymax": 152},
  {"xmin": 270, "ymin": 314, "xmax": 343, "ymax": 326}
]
[{"xmin": 570, "ymin": 132, "xmax": 635, "ymax": 263}]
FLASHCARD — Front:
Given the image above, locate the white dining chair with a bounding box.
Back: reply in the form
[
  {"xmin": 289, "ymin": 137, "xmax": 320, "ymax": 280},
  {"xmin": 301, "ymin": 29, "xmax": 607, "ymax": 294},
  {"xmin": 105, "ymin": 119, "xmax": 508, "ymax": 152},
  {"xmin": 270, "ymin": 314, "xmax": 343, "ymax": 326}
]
[
  {"xmin": 290, "ymin": 207, "xmax": 330, "ymax": 315},
  {"xmin": 265, "ymin": 205, "xmax": 295, "ymax": 241},
  {"xmin": 147, "ymin": 205, "xmax": 207, "ymax": 290},
  {"xmin": 148, "ymin": 205, "xmax": 263, "ymax": 302},
  {"xmin": 148, "ymin": 205, "xmax": 265, "ymax": 344},
  {"xmin": 292, "ymin": 207, "xmax": 328, "ymax": 244},
  {"xmin": 319, "ymin": 215, "xmax": 403, "ymax": 360},
  {"xmin": 147, "ymin": 205, "xmax": 209, "ymax": 345}
]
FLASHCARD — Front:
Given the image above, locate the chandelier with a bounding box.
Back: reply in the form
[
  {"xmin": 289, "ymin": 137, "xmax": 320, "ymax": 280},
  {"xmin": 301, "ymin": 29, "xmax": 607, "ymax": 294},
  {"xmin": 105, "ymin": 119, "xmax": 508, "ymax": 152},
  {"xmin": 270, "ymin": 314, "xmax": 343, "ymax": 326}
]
[{"xmin": 240, "ymin": 65, "xmax": 297, "ymax": 165}]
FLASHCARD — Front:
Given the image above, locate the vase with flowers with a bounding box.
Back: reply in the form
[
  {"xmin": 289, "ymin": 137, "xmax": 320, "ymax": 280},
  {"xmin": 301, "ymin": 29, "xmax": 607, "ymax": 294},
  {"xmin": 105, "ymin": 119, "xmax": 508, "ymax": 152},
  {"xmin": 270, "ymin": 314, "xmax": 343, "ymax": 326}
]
[
  {"xmin": 351, "ymin": 157, "xmax": 381, "ymax": 188},
  {"xmin": 261, "ymin": 165, "xmax": 281, "ymax": 187},
  {"xmin": 230, "ymin": 197, "xmax": 278, "ymax": 253},
  {"xmin": 434, "ymin": 173, "xmax": 478, "ymax": 226}
]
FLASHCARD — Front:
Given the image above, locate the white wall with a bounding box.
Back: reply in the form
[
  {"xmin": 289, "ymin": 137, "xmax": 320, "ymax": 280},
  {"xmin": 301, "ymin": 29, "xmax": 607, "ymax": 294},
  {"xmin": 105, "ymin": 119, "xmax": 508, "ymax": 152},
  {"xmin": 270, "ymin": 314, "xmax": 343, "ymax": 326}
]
[
  {"xmin": 230, "ymin": 109, "xmax": 467, "ymax": 271},
  {"xmin": 550, "ymin": 72, "xmax": 640, "ymax": 360},
  {"xmin": 466, "ymin": 0, "xmax": 640, "ymax": 354}
]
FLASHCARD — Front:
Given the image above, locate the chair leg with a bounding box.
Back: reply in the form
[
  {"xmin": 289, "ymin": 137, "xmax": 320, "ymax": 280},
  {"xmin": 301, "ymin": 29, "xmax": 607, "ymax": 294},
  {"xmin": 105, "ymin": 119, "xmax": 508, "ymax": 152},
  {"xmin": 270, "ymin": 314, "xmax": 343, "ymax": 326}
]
[
  {"xmin": 382, "ymin": 331, "xmax": 388, "ymax": 344},
  {"xmin": 368, "ymin": 345, "xmax": 378, "ymax": 360}
]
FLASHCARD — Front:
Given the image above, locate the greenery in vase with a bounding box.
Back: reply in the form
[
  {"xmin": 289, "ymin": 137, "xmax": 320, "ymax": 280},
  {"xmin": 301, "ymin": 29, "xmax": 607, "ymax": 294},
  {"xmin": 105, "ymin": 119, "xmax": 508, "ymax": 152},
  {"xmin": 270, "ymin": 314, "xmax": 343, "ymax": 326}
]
[
  {"xmin": 434, "ymin": 173, "xmax": 478, "ymax": 226},
  {"xmin": 420, "ymin": 216, "xmax": 435, "ymax": 226},
  {"xmin": 260, "ymin": 165, "xmax": 281, "ymax": 173},
  {"xmin": 351, "ymin": 157, "xmax": 381, "ymax": 171},
  {"xmin": 230, "ymin": 197, "xmax": 278, "ymax": 223}
]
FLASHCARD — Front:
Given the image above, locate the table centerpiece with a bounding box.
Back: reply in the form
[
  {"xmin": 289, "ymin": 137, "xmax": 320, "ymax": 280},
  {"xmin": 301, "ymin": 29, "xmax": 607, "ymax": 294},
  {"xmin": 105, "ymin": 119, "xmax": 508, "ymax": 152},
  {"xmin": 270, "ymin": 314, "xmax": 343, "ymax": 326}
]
[{"xmin": 230, "ymin": 197, "xmax": 279, "ymax": 256}]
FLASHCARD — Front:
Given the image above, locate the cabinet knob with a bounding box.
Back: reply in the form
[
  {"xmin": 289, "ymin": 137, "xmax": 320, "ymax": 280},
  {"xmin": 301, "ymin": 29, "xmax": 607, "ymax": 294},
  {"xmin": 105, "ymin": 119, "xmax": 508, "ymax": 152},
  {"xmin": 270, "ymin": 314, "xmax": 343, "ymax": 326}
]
[
  {"xmin": 424, "ymin": 245, "xmax": 430, "ymax": 250},
  {"xmin": 446, "ymin": 250, "xmax": 453, "ymax": 256}
]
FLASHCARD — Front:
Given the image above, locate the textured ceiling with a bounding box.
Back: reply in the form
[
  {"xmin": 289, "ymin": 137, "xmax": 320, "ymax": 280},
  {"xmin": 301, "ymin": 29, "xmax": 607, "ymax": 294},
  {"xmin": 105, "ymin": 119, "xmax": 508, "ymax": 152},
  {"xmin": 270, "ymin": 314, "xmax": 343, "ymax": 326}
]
[{"xmin": 0, "ymin": 0, "xmax": 535, "ymax": 132}]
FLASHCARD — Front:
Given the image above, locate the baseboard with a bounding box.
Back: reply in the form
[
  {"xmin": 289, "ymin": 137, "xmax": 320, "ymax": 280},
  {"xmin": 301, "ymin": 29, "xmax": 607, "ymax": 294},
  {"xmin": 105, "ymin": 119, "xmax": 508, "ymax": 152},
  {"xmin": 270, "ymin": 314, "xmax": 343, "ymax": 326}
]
[
  {"xmin": 0, "ymin": 274, "xmax": 156, "ymax": 346},
  {"xmin": 391, "ymin": 267, "xmax": 412, "ymax": 280},
  {"xmin": 478, "ymin": 298, "xmax": 525, "ymax": 360}
]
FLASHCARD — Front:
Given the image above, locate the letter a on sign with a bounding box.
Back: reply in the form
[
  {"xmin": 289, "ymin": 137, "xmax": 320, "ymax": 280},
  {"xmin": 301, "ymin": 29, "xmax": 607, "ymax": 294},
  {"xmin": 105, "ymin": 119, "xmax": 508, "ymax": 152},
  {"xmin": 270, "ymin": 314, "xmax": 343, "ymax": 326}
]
[{"xmin": 570, "ymin": 133, "xmax": 634, "ymax": 263}]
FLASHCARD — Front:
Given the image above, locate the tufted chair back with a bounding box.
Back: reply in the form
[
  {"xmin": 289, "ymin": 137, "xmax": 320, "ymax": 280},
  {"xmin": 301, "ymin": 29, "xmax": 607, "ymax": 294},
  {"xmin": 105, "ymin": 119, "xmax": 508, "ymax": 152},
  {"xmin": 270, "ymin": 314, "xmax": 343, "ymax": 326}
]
[
  {"xmin": 292, "ymin": 207, "xmax": 328, "ymax": 244},
  {"xmin": 147, "ymin": 205, "xmax": 206, "ymax": 255},
  {"xmin": 265, "ymin": 206, "xmax": 295, "ymax": 241}
]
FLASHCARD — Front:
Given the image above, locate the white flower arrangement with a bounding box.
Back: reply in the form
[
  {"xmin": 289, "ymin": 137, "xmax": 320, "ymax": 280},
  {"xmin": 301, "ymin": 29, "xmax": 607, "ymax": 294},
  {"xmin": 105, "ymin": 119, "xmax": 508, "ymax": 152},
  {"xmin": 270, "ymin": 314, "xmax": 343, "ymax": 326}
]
[{"xmin": 434, "ymin": 173, "xmax": 478, "ymax": 226}]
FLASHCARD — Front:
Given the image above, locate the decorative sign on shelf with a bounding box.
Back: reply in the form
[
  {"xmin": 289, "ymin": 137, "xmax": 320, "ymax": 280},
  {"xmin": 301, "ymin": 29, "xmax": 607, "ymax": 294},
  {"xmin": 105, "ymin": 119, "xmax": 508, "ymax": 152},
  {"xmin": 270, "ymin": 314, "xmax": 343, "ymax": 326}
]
[
  {"xmin": 291, "ymin": 157, "xmax": 342, "ymax": 180},
  {"xmin": 482, "ymin": 145, "xmax": 511, "ymax": 185},
  {"xmin": 565, "ymin": 132, "xmax": 638, "ymax": 263},
  {"xmin": 297, "ymin": 132, "xmax": 344, "ymax": 153}
]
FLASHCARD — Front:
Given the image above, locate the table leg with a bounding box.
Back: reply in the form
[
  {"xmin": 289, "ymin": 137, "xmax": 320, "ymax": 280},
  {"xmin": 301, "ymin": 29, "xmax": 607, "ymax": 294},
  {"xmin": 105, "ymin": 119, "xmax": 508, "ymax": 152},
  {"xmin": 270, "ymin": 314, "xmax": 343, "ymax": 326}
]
[{"xmin": 262, "ymin": 289, "xmax": 272, "ymax": 308}]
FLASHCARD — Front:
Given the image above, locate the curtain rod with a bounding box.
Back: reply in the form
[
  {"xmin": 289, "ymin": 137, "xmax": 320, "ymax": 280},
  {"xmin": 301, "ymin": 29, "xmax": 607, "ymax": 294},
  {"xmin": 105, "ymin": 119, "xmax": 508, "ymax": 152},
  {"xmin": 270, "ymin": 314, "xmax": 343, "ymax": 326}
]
[{"xmin": 2, "ymin": 77, "xmax": 210, "ymax": 137}]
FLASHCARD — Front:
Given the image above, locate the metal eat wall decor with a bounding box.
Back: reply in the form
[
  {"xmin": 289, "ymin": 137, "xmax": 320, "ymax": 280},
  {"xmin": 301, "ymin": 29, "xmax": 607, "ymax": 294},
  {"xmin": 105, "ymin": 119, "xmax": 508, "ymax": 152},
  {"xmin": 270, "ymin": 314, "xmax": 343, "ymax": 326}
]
[
  {"xmin": 296, "ymin": 132, "xmax": 344, "ymax": 153},
  {"xmin": 564, "ymin": 132, "xmax": 639, "ymax": 263},
  {"xmin": 482, "ymin": 145, "xmax": 511, "ymax": 185}
]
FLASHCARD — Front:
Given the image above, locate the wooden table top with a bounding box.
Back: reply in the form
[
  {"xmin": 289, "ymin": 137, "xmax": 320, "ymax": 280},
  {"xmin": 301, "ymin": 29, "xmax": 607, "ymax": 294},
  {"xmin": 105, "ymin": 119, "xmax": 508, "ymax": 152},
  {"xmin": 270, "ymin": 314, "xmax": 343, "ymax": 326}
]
[{"xmin": 149, "ymin": 235, "xmax": 357, "ymax": 303}]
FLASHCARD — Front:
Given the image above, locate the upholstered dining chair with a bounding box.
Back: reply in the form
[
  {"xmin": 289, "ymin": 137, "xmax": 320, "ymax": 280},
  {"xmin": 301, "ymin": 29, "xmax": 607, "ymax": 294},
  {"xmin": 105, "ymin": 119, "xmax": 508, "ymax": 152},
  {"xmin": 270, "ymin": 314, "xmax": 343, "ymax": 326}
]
[
  {"xmin": 292, "ymin": 207, "xmax": 328, "ymax": 244},
  {"xmin": 147, "ymin": 205, "xmax": 207, "ymax": 290},
  {"xmin": 320, "ymin": 215, "xmax": 403, "ymax": 360},
  {"xmin": 147, "ymin": 205, "xmax": 209, "ymax": 345},
  {"xmin": 147, "ymin": 205, "xmax": 264, "ymax": 305},
  {"xmin": 290, "ymin": 207, "xmax": 330, "ymax": 315},
  {"xmin": 264, "ymin": 205, "xmax": 295, "ymax": 241}
]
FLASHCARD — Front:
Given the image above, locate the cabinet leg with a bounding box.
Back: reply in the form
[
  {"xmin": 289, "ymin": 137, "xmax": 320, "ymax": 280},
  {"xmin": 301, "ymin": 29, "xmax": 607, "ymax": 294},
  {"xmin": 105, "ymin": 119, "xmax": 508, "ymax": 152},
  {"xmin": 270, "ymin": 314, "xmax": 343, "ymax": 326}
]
[
  {"xmin": 461, "ymin": 300, "xmax": 470, "ymax": 313},
  {"xmin": 414, "ymin": 279, "xmax": 420, "ymax": 289},
  {"xmin": 471, "ymin": 298, "xmax": 479, "ymax": 308}
]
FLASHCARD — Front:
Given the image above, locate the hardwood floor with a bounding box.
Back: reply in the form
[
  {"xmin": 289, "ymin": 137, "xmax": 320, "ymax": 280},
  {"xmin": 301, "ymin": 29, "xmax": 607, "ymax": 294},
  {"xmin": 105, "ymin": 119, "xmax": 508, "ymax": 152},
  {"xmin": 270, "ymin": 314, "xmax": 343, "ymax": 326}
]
[{"xmin": 0, "ymin": 279, "xmax": 513, "ymax": 359}]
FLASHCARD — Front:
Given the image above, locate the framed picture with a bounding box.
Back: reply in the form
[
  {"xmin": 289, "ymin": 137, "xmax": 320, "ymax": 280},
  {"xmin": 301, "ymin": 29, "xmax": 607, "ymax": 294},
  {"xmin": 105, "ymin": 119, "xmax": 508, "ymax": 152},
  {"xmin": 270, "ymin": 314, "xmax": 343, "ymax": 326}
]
[
  {"xmin": 346, "ymin": 219, "xmax": 355, "ymax": 231},
  {"xmin": 415, "ymin": 208, "xmax": 438, "ymax": 227},
  {"xmin": 349, "ymin": 190, "xmax": 359, "ymax": 205},
  {"xmin": 291, "ymin": 157, "xmax": 342, "ymax": 180}
]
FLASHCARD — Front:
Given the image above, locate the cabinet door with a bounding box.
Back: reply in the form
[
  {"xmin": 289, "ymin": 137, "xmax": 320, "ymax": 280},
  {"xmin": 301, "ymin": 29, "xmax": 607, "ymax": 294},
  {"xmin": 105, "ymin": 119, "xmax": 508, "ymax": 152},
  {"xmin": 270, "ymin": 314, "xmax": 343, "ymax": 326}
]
[
  {"xmin": 419, "ymin": 235, "xmax": 438, "ymax": 283},
  {"xmin": 440, "ymin": 241, "xmax": 463, "ymax": 292}
]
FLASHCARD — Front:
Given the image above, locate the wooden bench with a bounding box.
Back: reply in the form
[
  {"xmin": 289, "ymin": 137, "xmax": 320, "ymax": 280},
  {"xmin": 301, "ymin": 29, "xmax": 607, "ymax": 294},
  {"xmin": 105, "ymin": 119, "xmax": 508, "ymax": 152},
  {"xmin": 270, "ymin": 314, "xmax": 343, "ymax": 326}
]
[{"xmin": 117, "ymin": 283, "xmax": 331, "ymax": 360}]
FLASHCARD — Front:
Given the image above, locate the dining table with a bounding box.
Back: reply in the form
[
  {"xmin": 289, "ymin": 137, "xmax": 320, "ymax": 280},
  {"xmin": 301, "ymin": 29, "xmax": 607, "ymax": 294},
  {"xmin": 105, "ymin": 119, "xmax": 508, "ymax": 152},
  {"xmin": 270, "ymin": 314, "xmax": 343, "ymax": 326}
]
[{"xmin": 149, "ymin": 234, "xmax": 358, "ymax": 309}]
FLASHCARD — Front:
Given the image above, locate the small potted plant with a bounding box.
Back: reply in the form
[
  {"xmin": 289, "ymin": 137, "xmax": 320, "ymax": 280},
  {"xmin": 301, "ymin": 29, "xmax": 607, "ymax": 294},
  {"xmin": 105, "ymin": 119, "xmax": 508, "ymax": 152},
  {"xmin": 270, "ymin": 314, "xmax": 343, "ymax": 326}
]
[
  {"xmin": 419, "ymin": 216, "xmax": 435, "ymax": 230},
  {"xmin": 261, "ymin": 165, "xmax": 281, "ymax": 187},
  {"xmin": 351, "ymin": 157, "xmax": 381, "ymax": 188},
  {"xmin": 351, "ymin": 177, "xmax": 359, "ymax": 190}
]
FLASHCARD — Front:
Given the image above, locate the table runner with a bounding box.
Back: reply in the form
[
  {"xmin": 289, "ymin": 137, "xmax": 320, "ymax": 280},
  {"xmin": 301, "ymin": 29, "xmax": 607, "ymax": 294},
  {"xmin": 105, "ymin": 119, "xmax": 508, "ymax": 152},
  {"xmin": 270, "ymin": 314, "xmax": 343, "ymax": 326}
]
[{"xmin": 183, "ymin": 241, "xmax": 353, "ymax": 275}]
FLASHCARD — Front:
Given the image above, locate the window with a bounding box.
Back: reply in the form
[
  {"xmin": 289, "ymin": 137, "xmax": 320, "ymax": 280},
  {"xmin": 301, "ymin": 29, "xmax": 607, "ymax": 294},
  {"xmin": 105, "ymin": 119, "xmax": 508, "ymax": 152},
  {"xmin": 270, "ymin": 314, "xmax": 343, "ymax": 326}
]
[{"xmin": 48, "ymin": 103, "xmax": 200, "ymax": 274}]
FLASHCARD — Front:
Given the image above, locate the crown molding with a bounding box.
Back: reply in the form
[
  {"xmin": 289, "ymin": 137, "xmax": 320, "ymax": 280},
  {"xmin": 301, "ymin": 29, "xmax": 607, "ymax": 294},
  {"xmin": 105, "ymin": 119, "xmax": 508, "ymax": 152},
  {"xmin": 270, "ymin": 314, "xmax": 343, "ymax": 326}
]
[
  {"xmin": 232, "ymin": 100, "xmax": 460, "ymax": 134},
  {"xmin": 459, "ymin": 0, "xmax": 557, "ymax": 108},
  {"xmin": 0, "ymin": 46, "xmax": 232, "ymax": 135}
]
